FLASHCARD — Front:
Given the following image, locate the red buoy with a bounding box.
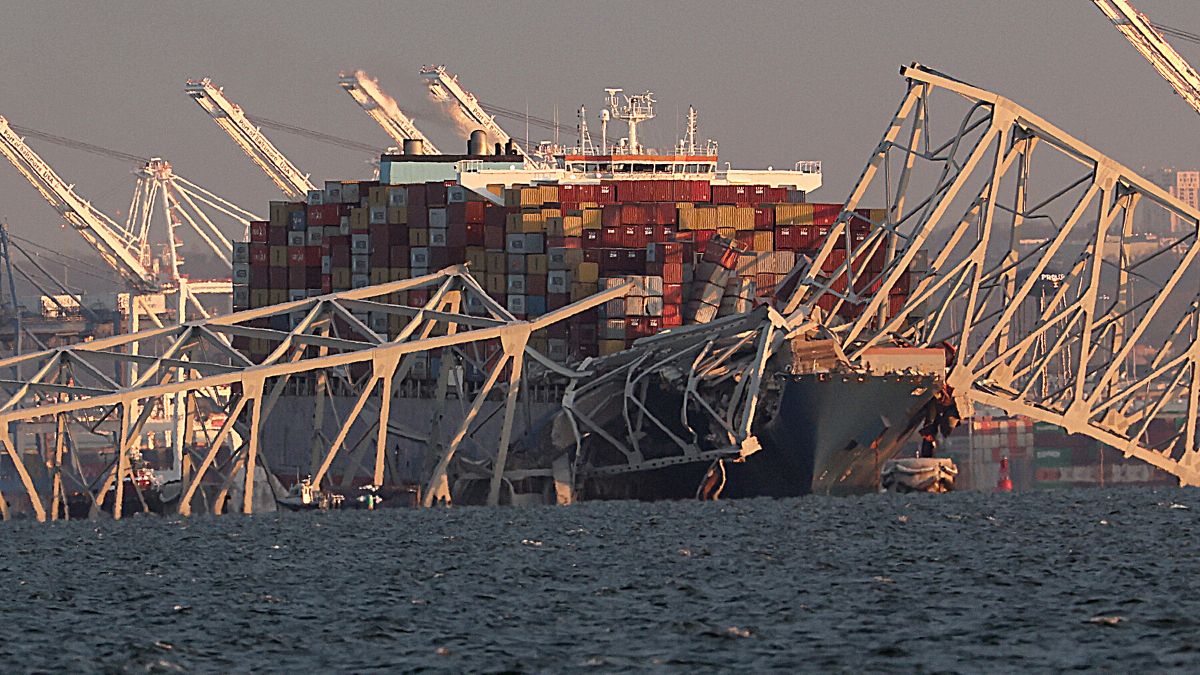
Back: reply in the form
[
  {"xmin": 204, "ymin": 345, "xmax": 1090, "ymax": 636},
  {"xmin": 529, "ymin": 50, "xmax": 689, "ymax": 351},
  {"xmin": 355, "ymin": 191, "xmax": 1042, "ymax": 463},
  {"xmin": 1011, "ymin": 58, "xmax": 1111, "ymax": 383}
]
[{"xmin": 996, "ymin": 456, "xmax": 1013, "ymax": 492}]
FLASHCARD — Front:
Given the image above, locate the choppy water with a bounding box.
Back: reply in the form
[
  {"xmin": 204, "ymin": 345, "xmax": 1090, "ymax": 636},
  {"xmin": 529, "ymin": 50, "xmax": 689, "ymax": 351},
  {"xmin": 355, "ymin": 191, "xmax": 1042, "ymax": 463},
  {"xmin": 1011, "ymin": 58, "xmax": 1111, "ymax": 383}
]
[{"xmin": 1, "ymin": 487, "xmax": 1198, "ymax": 672}]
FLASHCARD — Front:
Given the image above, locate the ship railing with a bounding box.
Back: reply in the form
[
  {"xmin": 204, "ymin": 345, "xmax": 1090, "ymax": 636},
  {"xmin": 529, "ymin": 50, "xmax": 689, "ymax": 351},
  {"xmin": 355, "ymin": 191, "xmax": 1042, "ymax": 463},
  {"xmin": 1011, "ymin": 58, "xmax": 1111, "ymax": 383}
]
[{"xmin": 795, "ymin": 161, "xmax": 822, "ymax": 174}]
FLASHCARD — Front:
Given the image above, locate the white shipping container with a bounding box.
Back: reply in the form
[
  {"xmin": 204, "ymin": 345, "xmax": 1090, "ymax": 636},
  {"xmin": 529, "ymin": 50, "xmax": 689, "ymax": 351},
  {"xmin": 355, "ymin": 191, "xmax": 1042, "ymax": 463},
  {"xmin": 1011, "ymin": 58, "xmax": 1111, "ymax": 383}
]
[
  {"xmin": 306, "ymin": 227, "xmax": 324, "ymax": 246},
  {"xmin": 428, "ymin": 207, "xmax": 447, "ymax": 229},
  {"xmin": 232, "ymin": 262, "xmax": 250, "ymax": 284},
  {"xmin": 370, "ymin": 206, "xmax": 387, "ymax": 225},
  {"xmin": 351, "ymin": 233, "xmax": 371, "ymax": 253},
  {"xmin": 341, "ymin": 182, "xmax": 360, "ymax": 204},
  {"xmin": 307, "ymin": 189, "xmax": 324, "ymax": 205},
  {"xmin": 603, "ymin": 319, "xmax": 626, "ymax": 339},
  {"xmin": 644, "ymin": 275, "xmax": 664, "ymax": 296},
  {"xmin": 547, "ymin": 270, "xmax": 569, "ymax": 294},
  {"xmin": 506, "ymin": 233, "xmax": 526, "ymax": 253},
  {"xmin": 429, "ymin": 227, "xmax": 448, "ymax": 247},
  {"xmin": 232, "ymin": 242, "xmax": 250, "ymax": 263},
  {"xmin": 352, "ymin": 256, "xmax": 371, "ymax": 275},
  {"xmin": 506, "ymin": 274, "xmax": 527, "ymax": 294},
  {"xmin": 387, "ymin": 186, "xmax": 408, "ymax": 207},
  {"xmin": 410, "ymin": 247, "xmax": 430, "ymax": 267},
  {"xmin": 288, "ymin": 289, "xmax": 307, "ymax": 302},
  {"xmin": 626, "ymin": 296, "xmax": 645, "ymax": 316},
  {"xmin": 232, "ymin": 286, "xmax": 250, "ymax": 307},
  {"xmin": 324, "ymin": 181, "xmax": 342, "ymax": 204},
  {"xmin": 351, "ymin": 274, "xmax": 370, "ymax": 289},
  {"xmin": 447, "ymin": 186, "xmax": 467, "ymax": 203},
  {"xmin": 506, "ymin": 294, "xmax": 527, "ymax": 315},
  {"xmin": 287, "ymin": 231, "xmax": 305, "ymax": 247},
  {"xmin": 321, "ymin": 255, "xmax": 331, "ymax": 274},
  {"xmin": 644, "ymin": 297, "xmax": 664, "ymax": 316}
]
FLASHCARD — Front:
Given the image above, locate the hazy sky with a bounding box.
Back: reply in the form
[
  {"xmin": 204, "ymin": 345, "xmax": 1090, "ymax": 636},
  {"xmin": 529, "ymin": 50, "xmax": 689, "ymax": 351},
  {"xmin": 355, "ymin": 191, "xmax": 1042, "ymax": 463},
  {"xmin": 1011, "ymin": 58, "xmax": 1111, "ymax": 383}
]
[{"xmin": 1, "ymin": 0, "xmax": 1198, "ymax": 284}]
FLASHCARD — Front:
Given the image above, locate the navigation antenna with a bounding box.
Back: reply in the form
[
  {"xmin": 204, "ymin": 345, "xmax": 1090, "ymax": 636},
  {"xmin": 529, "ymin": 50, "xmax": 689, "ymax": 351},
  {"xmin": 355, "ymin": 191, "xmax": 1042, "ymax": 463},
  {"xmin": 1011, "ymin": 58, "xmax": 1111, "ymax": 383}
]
[
  {"xmin": 576, "ymin": 106, "xmax": 595, "ymax": 155},
  {"xmin": 679, "ymin": 105, "xmax": 698, "ymax": 155},
  {"xmin": 606, "ymin": 88, "xmax": 655, "ymax": 154}
]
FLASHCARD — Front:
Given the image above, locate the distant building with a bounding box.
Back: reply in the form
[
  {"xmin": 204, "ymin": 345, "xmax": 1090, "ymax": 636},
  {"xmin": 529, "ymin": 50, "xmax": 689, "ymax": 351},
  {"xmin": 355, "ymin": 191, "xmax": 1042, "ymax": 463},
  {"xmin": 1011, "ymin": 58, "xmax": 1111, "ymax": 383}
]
[
  {"xmin": 1140, "ymin": 166, "xmax": 1175, "ymax": 234},
  {"xmin": 1171, "ymin": 170, "xmax": 1199, "ymax": 234}
]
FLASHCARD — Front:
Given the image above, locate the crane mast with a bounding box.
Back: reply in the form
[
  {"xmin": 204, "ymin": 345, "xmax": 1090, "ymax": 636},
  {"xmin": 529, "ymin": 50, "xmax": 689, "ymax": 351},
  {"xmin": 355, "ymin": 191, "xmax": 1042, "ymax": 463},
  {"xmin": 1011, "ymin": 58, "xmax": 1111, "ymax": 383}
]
[
  {"xmin": 339, "ymin": 70, "xmax": 441, "ymax": 153},
  {"xmin": 419, "ymin": 65, "xmax": 531, "ymax": 162},
  {"xmin": 0, "ymin": 116, "xmax": 157, "ymax": 290},
  {"xmin": 1092, "ymin": 0, "xmax": 1200, "ymax": 116},
  {"xmin": 185, "ymin": 78, "xmax": 315, "ymax": 200}
]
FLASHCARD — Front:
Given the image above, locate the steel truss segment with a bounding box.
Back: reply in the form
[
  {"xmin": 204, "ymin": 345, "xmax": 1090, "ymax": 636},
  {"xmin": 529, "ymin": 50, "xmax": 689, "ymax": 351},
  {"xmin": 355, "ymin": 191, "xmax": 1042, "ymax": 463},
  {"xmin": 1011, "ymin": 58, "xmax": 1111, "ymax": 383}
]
[
  {"xmin": 812, "ymin": 63, "xmax": 1200, "ymax": 484},
  {"xmin": 0, "ymin": 266, "xmax": 632, "ymax": 518}
]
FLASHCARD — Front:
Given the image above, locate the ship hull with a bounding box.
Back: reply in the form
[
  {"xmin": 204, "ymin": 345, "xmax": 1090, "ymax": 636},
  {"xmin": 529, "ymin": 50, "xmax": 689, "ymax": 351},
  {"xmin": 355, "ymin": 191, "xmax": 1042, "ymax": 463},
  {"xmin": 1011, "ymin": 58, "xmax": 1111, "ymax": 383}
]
[{"xmin": 579, "ymin": 372, "xmax": 939, "ymax": 500}]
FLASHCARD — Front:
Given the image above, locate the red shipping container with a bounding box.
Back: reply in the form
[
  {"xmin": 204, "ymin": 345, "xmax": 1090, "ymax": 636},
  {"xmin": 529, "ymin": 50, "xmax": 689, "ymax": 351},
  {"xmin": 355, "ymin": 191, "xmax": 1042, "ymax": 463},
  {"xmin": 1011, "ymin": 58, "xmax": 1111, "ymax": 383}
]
[
  {"xmin": 465, "ymin": 222, "xmax": 485, "ymax": 246},
  {"xmin": 625, "ymin": 317, "xmax": 645, "ymax": 340},
  {"xmin": 812, "ymin": 203, "xmax": 841, "ymax": 225},
  {"xmin": 268, "ymin": 225, "xmax": 287, "ymax": 246},
  {"xmin": 595, "ymin": 183, "xmax": 617, "ymax": 204},
  {"xmin": 288, "ymin": 265, "xmax": 305, "ymax": 288},
  {"xmin": 664, "ymin": 283, "xmax": 684, "ymax": 305},
  {"xmin": 601, "ymin": 204, "xmax": 622, "ymax": 227},
  {"xmin": 546, "ymin": 235, "xmax": 566, "ymax": 248},
  {"xmin": 250, "ymin": 266, "xmax": 269, "ymax": 287},
  {"xmin": 663, "ymin": 263, "xmax": 684, "ymax": 284},
  {"xmin": 583, "ymin": 249, "xmax": 600, "ymax": 263},
  {"xmin": 547, "ymin": 293, "xmax": 569, "ymax": 310},
  {"xmin": 447, "ymin": 202, "xmax": 467, "ymax": 224},
  {"xmin": 369, "ymin": 223, "xmax": 392, "ymax": 247},
  {"xmin": 562, "ymin": 236, "xmax": 582, "ymax": 249},
  {"xmin": 465, "ymin": 201, "xmax": 486, "ymax": 223},
  {"xmin": 445, "ymin": 246, "xmax": 465, "ymax": 263},
  {"xmin": 662, "ymin": 309, "xmax": 683, "ymax": 327},
  {"xmin": 712, "ymin": 184, "xmax": 752, "ymax": 205},
  {"xmin": 754, "ymin": 207, "xmax": 775, "ymax": 230},
  {"xmin": 250, "ymin": 244, "xmax": 269, "ymax": 265},
  {"xmin": 269, "ymin": 267, "xmax": 287, "ymax": 288},
  {"xmin": 304, "ymin": 246, "xmax": 321, "ymax": 266},
  {"xmin": 822, "ymin": 248, "xmax": 848, "ymax": 273},
  {"xmin": 527, "ymin": 274, "xmax": 547, "ymax": 295},
  {"xmin": 655, "ymin": 203, "xmax": 677, "ymax": 225},
  {"xmin": 371, "ymin": 245, "xmax": 390, "ymax": 267},
  {"xmin": 735, "ymin": 231, "xmax": 755, "ymax": 250},
  {"xmin": 672, "ymin": 180, "xmax": 712, "ymax": 202},
  {"xmin": 390, "ymin": 245, "xmax": 410, "ymax": 266},
  {"xmin": 558, "ymin": 184, "xmax": 579, "ymax": 204},
  {"xmin": 620, "ymin": 203, "xmax": 648, "ymax": 224},
  {"xmin": 305, "ymin": 267, "xmax": 322, "ymax": 288},
  {"xmin": 409, "ymin": 289, "xmax": 429, "ymax": 306},
  {"xmin": 447, "ymin": 223, "xmax": 467, "ymax": 247},
  {"xmin": 425, "ymin": 182, "xmax": 447, "ymax": 206},
  {"xmin": 287, "ymin": 246, "xmax": 307, "ymax": 265},
  {"xmin": 250, "ymin": 221, "xmax": 269, "ymax": 243},
  {"xmin": 322, "ymin": 276, "xmax": 332, "ymax": 294},
  {"xmin": 623, "ymin": 248, "xmax": 647, "ymax": 270},
  {"xmin": 307, "ymin": 204, "xmax": 340, "ymax": 226},
  {"xmin": 485, "ymin": 205, "xmax": 508, "ymax": 229},
  {"xmin": 601, "ymin": 226, "xmax": 622, "ymax": 247},
  {"xmin": 484, "ymin": 224, "xmax": 505, "ymax": 250}
]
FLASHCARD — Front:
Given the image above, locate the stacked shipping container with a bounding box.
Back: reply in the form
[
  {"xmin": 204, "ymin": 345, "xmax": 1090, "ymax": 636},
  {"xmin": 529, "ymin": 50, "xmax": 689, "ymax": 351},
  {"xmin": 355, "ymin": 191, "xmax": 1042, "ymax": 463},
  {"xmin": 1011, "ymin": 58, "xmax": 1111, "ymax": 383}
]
[{"xmin": 233, "ymin": 177, "xmax": 905, "ymax": 371}]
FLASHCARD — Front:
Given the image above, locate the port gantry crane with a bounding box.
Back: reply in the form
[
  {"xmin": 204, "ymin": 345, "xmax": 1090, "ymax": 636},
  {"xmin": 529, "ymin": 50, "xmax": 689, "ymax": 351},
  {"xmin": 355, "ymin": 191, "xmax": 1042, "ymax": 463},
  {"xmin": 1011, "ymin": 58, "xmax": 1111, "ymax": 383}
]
[
  {"xmin": 185, "ymin": 78, "xmax": 315, "ymax": 200},
  {"xmin": 1091, "ymin": 0, "xmax": 1200, "ymax": 117},
  {"xmin": 0, "ymin": 116, "xmax": 256, "ymax": 301},
  {"xmin": 339, "ymin": 70, "xmax": 441, "ymax": 154},
  {"xmin": 420, "ymin": 64, "xmax": 539, "ymax": 165}
]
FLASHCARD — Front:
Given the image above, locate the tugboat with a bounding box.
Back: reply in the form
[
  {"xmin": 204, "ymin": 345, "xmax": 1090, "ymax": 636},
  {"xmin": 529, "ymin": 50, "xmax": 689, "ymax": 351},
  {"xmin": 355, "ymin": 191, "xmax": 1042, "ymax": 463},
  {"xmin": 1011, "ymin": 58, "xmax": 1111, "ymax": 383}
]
[{"xmin": 276, "ymin": 477, "xmax": 343, "ymax": 511}]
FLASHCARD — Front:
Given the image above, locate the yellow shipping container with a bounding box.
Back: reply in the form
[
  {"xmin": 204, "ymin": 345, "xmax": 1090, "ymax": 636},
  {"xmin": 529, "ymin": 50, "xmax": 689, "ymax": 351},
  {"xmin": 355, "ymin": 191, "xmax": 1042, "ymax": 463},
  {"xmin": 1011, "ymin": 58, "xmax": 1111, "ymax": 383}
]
[
  {"xmin": 775, "ymin": 203, "xmax": 813, "ymax": 225},
  {"xmin": 564, "ymin": 249, "xmax": 585, "ymax": 267},
  {"xmin": 724, "ymin": 206, "xmax": 754, "ymax": 231},
  {"xmin": 387, "ymin": 206, "xmax": 407, "ymax": 224},
  {"xmin": 753, "ymin": 231, "xmax": 774, "ymax": 251},
  {"xmin": 370, "ymin": 268, "xmax": 390, "ymax": 285},
  {"xmin": 466, "ymin": 247, "xmax": 488, "ymax": 271},
  {"xmin": 268, "ymin": 289, "xmax": 287, "ymax": 305},
  {"xmin": 717, "ymin": 226, "xmax": 737, "ymax": 239},
  {"xmin": 541, "ymin": 208, "xmax": 561, "ymax": 220},
  {"xmin": 563, "ymin": 215, "xmax": 583, "ymax": 237},
  {"xmin": 250, "ymin": 289, "xmax": 270, "ymax": 308},
  {"xmin": 599, "ymin": 340, "xmax": 626, "ymax": 356},
  {"xmin": 576, "ymin": 262, "xmax": 600, "ymax": 283},
  {"xmin": 571, "ymin": 281, "xmax": 599, "ymax": 302},
  {"xmin": 269, "ymin": 245, "xmax": 288, "ymax": 267},
  {"xmin": 368, "ymin": 186, "xmax": 388, "ymax": 206},
  {"xmin": 506, "ymin": 213, "xmax": 522, "ymax": 233},
  {"xmin": 390, "ymin": 268, "xmax": 408, "ymax": 281},
  {"xmin": 582, "ymin": 208, "xmax": 602, "ymax": 230},
  {"xmin": 539, "ymin": 185, "xmax": 560, "ymax": 204},
  {"xmin": 409, "ymin": 228, "xmax": 429, "ymax": 247},
  {"xmin": 351, "ymin": 207, "xmax": 368, "ymax": 228},
  {"xmin": 519, "ymin": 186, "xmax": 542, "ymax": 207},
  {"xmin": 521, "ymin": 212, "xmax": 546, "ymax": 233},
  {"xmin": 684, "ymin": 206, "xmax": 718, "ymax": 229},
  {"xmin": 486, "ymin": 274, "xmax": 506, "ymax": 295},
  {"xmin": 486, "ymin": 251, "xmax": 507, "ymax": 271},
  {"xmin": 527, "ymin": 254, "xmax": 548, "ymax": 275},
  {"xmin": 546, "ymin": 216, "xmax": 564, "ymax": 237},
  {"xmin": 487, "ymin": 184, "xmax": 504, "ymax": 197}
]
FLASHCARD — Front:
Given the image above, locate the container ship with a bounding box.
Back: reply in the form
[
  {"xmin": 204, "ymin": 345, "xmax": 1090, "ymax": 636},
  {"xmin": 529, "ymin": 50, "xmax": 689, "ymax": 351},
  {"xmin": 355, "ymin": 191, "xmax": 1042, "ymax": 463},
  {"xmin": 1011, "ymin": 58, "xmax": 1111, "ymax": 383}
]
[{"xmin": 229, "ymin": 89, "xmax": 939, "ymax": 502}]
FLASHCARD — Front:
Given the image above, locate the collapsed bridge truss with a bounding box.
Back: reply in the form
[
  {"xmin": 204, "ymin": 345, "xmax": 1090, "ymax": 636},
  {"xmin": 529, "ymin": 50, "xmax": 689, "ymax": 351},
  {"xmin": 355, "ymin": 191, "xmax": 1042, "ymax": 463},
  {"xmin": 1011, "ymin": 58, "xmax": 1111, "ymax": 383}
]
[
  {"xmin": 0, "ymin": 265, "xmax": 629, "ymax": 521},
  {"xmin": 785, "ymin": 63, "xmax": 1200, "ymax": 485}
]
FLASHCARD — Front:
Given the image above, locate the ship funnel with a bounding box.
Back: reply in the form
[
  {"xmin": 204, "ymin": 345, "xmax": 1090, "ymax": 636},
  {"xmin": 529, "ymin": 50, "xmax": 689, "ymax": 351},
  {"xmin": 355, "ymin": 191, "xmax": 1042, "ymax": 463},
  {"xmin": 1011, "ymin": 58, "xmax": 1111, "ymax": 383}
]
[
  {"xmin": 403, "ymin": 139, "xmax": 425, "ymax": 155},
  {"xmin": 467, "ymin": 130, "xmax": 487, "ymax": 155}
]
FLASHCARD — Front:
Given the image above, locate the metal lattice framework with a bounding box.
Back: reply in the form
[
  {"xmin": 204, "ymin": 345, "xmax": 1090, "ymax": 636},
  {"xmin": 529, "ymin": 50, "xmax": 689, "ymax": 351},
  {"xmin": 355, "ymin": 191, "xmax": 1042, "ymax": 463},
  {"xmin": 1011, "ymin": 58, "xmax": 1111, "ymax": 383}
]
[
  {"xmin": 784, "ymin": 63, "xmax": 1200, "ymax": 485},
  {"xmin": 0, "ymin": 266, "xmax": 630, "ymax": 521}
]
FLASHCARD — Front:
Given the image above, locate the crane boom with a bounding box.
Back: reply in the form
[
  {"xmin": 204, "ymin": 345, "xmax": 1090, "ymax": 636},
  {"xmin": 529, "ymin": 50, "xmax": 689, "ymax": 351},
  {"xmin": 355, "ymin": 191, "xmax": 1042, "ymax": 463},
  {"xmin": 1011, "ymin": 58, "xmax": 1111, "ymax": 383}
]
[
  {"xmin": 185, "ymin": 78, "xmax": 315, "ymax": 200},
  {"xmin": 419, "ymin": 64, "xmax": 529, "ymax": 161},
  {"xmin": 339, "ymin": 70, "xmax": 441, "ymax": 153},
  {"xmin": 1092, "ymin": 0, "xmax": 1200, "ymax": 116},
  {"xmin": 0, "ymin": 116, "xmax": 157, "ymax": 290}
]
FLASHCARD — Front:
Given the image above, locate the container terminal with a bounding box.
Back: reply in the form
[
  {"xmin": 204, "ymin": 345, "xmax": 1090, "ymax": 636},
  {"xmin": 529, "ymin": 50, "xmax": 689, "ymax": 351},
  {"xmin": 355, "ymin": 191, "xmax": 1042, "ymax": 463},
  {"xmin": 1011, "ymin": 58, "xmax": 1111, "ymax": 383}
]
[{"xmin": 1, "ymin": 2, "xmax": 1199, "ymax": 518}]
